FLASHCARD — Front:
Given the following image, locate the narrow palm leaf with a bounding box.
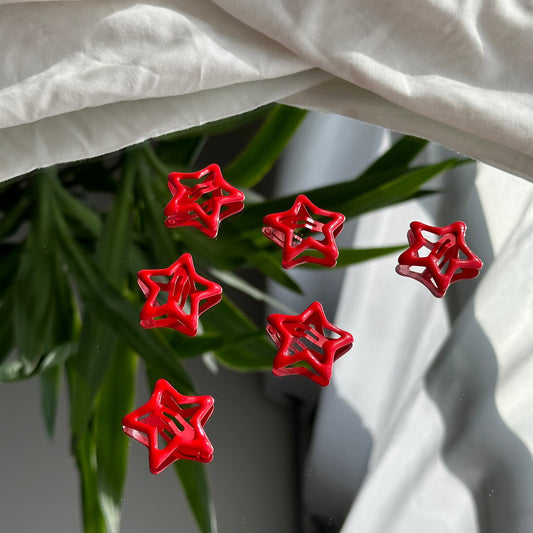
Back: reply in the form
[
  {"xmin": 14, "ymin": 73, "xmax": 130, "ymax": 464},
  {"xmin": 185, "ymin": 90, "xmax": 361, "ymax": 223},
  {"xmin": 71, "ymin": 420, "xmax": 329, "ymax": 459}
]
[
  {"xmin": 74, "ymin": 424, "xmax": 106, "ymax": 533},
  {"xmin": 70, "ymin": 153, "xmax": 136, "ymax": 439},
  {"xmin": 40, "ymin": 365, "xmax": 62, "ymax": 438},
  {"xmin": 300, "ymin": 245, "xmax": 407, "ymax": 269},
  {"xmin": 176, "ymin": 461, "xmax": 217, "ymax": 533},
  {"xmin": 224, "ymin": 105, "xmax": 307, "ymax": 188},
  {"xmin": 96, "ymin": 345, "xmax": 138, "ymax": 533}
]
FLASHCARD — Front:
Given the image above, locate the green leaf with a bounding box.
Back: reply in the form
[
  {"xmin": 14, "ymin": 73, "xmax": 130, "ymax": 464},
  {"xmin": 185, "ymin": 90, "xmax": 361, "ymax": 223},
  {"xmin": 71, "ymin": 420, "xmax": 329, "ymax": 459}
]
[
  {"xmin": 135, "ymin": 154, "xmax": 179, "ymax": 265},
  {"xmin": 96, "ymin": 345, "xmax": 138, "ymax": 533},
  {"xmin": 209, "ymin": 268, "xmax": 297, "ymax": 314},
  {"xmin": 10, "ymin": 170, "xmax": 73, "ymax": 381},
  {"xmin": 40, "ymin": 364, "xmax": 62, "ymax": 438},
  {"xmin": 0, "ymin": 178, "xmax": 26, "ymax": 213},
  {"xmin": 53, "ymin": 183, "xmax": 102, "ymax": 238},
  {"xmin": 97, "ymin": 154, "xmax": 137, "ymax": 284},
  {"xmin": 59, "ymin": 157, "xmax": 120, "ymax": 193},
  {"xmin": 70, "ymin": 153, "xmax": 137, "ymax": 439},
  {"xmin": 13, "ymin": 172, "xmax": 57, "ymax": 371},
  {"xmin": 71, "ymin": 321, "xmax": 117, "ymax": 438},
  {"xmin": 201, "ymin": 295, "xmax": 255, "ymax": 337},
  {"xmin": 80, "ymin": 266, "xmax": 194, "ymax": 392},
  {"xmin": 152, "ymin": 135, "xmax": 208, "ymax": 171},
  {"xmin": 0, "ymin": 194, "xmax": 30, "ymax": 239},
  {"xmin": 330, "ymin": 160, "xmax": 464, "ymax": 218},
  {"xmin": 161, "ymin": 331, "xmax": 226, "ymax": 360},
  {"xmin": 51, "ymin": 249, "xmax": 76, "ymax": 346},
  {"xmin": 179, "ymin": 230, "xmax": 251, "ymax": 271},
  {"xmin": 0, "ymin": 342, "xmax": 75, "ymax": 382},
  {"xmin": 0, "ymin": 361, "xmax": 27, "ymax": 382},
  {"xmin": 140, "ymin": 142, "xmax": 173, "ymax": 179},
  {"xmin": 0, "ymin": 292, "xmax": 15, "ymax": 365},
  {"xmin": 202, "ymin": 296, "xmax": 275, "ymax": 371},
  {"xmin": 175, "ymin": 461, "xmax": 217, "ymax": 533},
  {"xmin": 234, "ymin": 158, "xmax": 463, "ymax": 232},
  {"xmin": 74, "ymin": 423, "xmax": 106, "ymax": 533},
  {"xmin": 354, "ymin": 135, "xmax": 429, "ymax": 188},
  {"xmin": 300, "ymin": 245, "xmax": 407, "ymax": 268},
  {"xmin": 224, "ymin": 105, "xmax": 307, "ymax": 188},
  {"xmin": 214, "ymin": 333, "xmax": 276, "ymax": 371},
  {"xmin": 0, "ymin": 244, "xmax": 21, "ymax": 282},
  {"xmin": 53, "ymin": 197, "xmax": 231, "ymax": 377},
  {"xmin": 247, "ymin": 251, "xmax": 302, "ymax": 294}
]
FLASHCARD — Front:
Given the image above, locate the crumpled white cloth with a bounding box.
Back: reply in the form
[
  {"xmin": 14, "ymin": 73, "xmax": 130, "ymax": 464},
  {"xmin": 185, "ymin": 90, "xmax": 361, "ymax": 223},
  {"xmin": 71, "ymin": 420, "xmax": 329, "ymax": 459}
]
[
  {"xmin": 1, "ymin": 0, "xmax": 533, "ymax": 182},
  {"xmin": 325, "ymin": 164, "xmax": 533, "ymax": 533},
  {"xmin": 280, "ymin": 113, "xmax": 533, "ymax": 532}
]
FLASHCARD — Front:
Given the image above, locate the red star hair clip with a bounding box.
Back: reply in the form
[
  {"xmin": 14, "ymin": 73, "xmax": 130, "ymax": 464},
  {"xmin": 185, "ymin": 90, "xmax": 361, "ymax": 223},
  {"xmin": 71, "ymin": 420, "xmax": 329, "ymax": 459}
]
[
  {"xmin": 137, "ymin": 253, "xmax": 222, "ymax": 336},
  {"xmin": 266, "ymin": 301, "xmax": 354, "ymax": 386},
  {"xmin": 163, "ymin": 163, "xmax": 245, "ymax": 238},
  {"xmin": 396, "ymin": 220, "xmax": 483, "ymax": 298},
  {"xmin": 262, "ymin": 195, "xmax": 345, "ymax": 269},
  {"xmin": 122, "ymin": 379, "xmax": 214, "ymax": 474}
]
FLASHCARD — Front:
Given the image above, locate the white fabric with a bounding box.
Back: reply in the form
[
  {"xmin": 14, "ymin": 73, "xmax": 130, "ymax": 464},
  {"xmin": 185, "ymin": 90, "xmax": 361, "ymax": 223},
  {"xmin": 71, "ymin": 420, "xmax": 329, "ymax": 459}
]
[
  {"xmin": 288, "ymin": 113, "xmax": 533, "ymax": 532},
  {"xmin": 317, "ymin": 201, "xmax": 479, "ymax": 533},
  {"xmin": 2, "ymin": 1, "xmax": 533, "ymax": 182},
  {"xmin": 333, "ymin": 167, "xmax": 533, "ymax": 533}
]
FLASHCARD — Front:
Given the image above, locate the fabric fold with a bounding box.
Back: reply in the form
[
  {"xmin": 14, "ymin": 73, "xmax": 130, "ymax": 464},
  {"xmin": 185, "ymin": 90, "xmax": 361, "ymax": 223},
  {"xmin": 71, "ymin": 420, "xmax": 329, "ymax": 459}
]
[
  {"xmin": 2, "ymin": 0, "xmax": 533, "ymax": 183},
  {"xmin": 0, "ymin": 69, "xmax": 331, "ymax": 182}
]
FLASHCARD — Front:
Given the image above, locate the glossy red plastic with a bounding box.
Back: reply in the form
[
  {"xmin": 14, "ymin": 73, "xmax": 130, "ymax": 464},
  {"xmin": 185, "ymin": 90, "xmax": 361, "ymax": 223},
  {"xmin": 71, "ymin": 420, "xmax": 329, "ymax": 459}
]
[
  {"xmin": 266, "ymin": 301, "xmax": 354, "ymax": 386},
  {"xmin": 396, "ymin": 220, "xmax": 483, "ymax": 298},
  {"xmin": 164, "ymin": 163, "xmax": 245, "ymax": 238},
  {"xmin": 122, "ymin": 379, "xmax": 214, "ymax": 474},
  {"xmin": 262, "ymin": 195, "xmax": 345, "ymax": 269},
  {"xmin": 137, "ymin": 253, "xmax": 222, "ymax": 336}
]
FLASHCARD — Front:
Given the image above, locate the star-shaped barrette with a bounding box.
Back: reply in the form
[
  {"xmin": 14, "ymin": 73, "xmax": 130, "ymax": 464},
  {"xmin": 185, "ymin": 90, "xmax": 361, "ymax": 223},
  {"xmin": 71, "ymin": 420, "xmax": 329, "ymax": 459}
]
[
  {"xmin": 262, "ymin": 195, "xmax": 345, "ymax": 269},
  {"xmin": 137, "ymin": 253, "xmax": 222, "ymax": 336},
  {"xmin": 122, "ymin": 379, "xmax": 214, "ymax": 474},
  {"xmin": 396, "ymin": 220, "xmax": 483, "ymax": 297},
  {"xmin": 163, "ymin": 163, "xmax": 245, "ymax": 238},
  {"xmin": 266, "ymin": 301, "xmax": 354, "ymax": 386}
]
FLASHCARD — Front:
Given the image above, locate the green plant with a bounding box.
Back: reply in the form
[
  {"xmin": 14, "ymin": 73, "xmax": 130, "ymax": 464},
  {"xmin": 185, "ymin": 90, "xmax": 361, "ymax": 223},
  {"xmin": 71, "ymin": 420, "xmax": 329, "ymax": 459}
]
[{"xmin": 0, "ymin": 105, "xmax": 468, "ymax": 533}]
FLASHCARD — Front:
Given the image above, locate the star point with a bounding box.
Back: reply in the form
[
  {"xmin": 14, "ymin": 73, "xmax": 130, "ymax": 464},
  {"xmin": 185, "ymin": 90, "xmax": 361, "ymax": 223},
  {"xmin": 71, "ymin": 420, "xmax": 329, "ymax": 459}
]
[
  {"xmin": 163, "ymin": 164, "xmax": 245, "ymax": 238},
  {"xmin": 266, "ymin": 301, "xmax": 354, "ymax": 386},
  {"xmin": 137, "ymin": 253, "xmax": 222, "ymax": 336},
  {"xmin": 396, "ymin": 220, "xmax": 483, "ymax": 297},
  {"xmin": 262, "ymin": 195, "xmax": 345, "ymax": 269},
  {"xmin": 122, "ymin": 379, "xmax": 214, "ymax": 474}
]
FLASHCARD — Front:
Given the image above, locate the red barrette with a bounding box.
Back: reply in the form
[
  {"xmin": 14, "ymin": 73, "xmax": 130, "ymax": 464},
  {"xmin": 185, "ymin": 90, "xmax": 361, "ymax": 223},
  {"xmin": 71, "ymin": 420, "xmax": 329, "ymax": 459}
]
[
  {"xmin": 122, "ymin": 379, "xmax": 214, "ymax": 474},
  {"xmin": 163, "ymin": 164, "xmax": 245, "ymax": 238},
  {"xmin": 396, "ymin": 220, "xmax": 483, "ymax": 297},
  {"xmin": 137, "ymin": 253, "xmax": 222, "ymax": 336},
  {"xmin": 266, "ymin": 301, "xmax": 353, "ymax": 386},
  {"xmin": 262, "ymin": 195, "xmax": 345, "ymax": 269}
]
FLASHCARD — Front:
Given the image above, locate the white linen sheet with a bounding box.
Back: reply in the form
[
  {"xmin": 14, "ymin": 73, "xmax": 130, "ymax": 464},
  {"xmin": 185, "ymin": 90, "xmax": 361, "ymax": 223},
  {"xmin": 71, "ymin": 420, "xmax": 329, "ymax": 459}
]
[
  {"xmin": 1, "ymin": 1, "xmax": 533, "ymax": 182},
  {"xmin": 329, "ymin": 165, "xmax": 533, "ymax": 533},
  {"xmin": 281, "ymin": 113, "xmax": 533, "ymax": 532}
]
